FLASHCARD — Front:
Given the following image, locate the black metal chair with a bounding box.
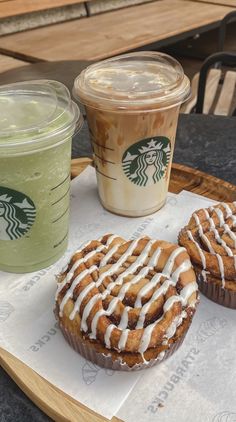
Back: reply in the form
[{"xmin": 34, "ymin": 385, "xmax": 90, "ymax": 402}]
[
  {"xmin": 195, "ymin": 51, "xmax": 236, "ymax": 115},
  {"xmin": 182, "ymin": 11, "xmax": 236, "ymax": 115},
  {"xmin": 218, "ymin": 10, "xmax": 236, "ymax": 52}
]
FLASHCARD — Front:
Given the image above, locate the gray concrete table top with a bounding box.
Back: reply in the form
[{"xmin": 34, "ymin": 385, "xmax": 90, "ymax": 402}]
[
  {"xmin": 72, "ymin": 113, "xmax": 236, "ymax": 184},
  {"xmin": 1, "ymin": 113, "xmax": 236, "ymax": 422}
]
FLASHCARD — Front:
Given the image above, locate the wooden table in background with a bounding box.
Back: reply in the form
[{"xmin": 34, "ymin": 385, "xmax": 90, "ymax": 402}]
[
  {"xmin": 192, "ymin": 0, "xmax": 236, "ymax": 7},
  {"xmin": 0, "ymin": 60, "xmax": 92, "ymax": 93},
  {"xmin": 0, "ymin": 0, "xmax": 234, "ymax": 62},
  {"xmin": 0, "ymin": 0, "xmax": 87, "ymax": 19},
  {"xmin": 0, "ymin": 54, "xmax": 28, "ymax": 72}
]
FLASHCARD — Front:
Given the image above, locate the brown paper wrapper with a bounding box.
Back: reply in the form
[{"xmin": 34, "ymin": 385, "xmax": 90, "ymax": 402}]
[
  {"xmin": 198, "ymin": 275, "xmax": 236, "ymax": 309},
  {"xmin": 60, "ymin": 324, "xmax": 187, "ymax": 371}
]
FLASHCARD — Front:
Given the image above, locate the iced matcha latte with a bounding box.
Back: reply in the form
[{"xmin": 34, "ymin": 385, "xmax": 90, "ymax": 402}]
[{"xmin": 0, "ymin": 81, "xmax": 82, "ymax": 273}]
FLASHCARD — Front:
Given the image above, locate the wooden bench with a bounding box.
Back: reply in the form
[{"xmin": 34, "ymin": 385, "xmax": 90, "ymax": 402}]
[{"xmin": 0, "ymin": 0, "xmax": 234, "ymax": 63}]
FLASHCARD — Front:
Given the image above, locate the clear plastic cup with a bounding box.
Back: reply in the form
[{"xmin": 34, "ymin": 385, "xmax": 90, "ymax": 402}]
[
  {"xmin": 74, "ymin": 52, "xmax": 190, "ymax": 217},
  {"xmin": 0, "ymin": 80, "xmax": 83, "ymax": 273}
]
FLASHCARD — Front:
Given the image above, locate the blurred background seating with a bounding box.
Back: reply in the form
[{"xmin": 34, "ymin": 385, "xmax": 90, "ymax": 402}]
[{"xmin": 0, "ymin": 0, "xmax": 235, "ymax": 115}]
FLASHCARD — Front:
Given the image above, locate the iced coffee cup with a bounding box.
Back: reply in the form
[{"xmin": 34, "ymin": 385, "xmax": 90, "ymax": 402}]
[
  {"xmin": 0, "ymin": 80, "xmax": 82, "ymax": 273},
  {"xmin": 74, "ymin": 52, "xmax": 190, "ymax": 217}
]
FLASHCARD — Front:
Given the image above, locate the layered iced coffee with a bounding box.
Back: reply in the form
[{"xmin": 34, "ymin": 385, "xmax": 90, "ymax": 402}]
[{"xmin": 74, "ymin": 52, "xmax": 190, "ymax": 217}]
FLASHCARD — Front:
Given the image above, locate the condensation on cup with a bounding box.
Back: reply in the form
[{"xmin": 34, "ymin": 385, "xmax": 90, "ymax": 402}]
[{"xmin": 74, "ymin": 52, "xmax": 190, "ymax": 217}]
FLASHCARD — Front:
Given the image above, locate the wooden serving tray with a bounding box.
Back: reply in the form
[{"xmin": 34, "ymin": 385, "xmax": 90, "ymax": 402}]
[{"xmin": 1, "ymin": 158, "xmax": 236, "ymax": 422}]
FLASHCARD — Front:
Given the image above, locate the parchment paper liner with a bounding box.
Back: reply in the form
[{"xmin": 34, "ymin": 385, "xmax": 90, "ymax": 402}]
[
  {"xmin": 59, "ymin": 324, "xmax": 188, "ymax": 371},
  {"xmin": 198, "ymin": 274, "xmax": 236, "ymax": 309}
]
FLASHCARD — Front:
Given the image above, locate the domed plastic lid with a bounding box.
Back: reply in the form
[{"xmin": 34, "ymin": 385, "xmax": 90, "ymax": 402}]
[
  {"xmin": 74, "ymin": 52, "xmax": 190, "ymax": 112},
  {"xmin": 0, "ymin": 80, "xmax": 82, "ymax": 153}
]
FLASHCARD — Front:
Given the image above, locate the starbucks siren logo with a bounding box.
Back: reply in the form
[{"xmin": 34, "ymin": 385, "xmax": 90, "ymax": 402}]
[
  {"xmin": 122, "ymin": 136, "xmax": 171, "ymax": 187},
  {"xmin": 0, "ymin": 187, "xmax": 36, "ymax": 241}
]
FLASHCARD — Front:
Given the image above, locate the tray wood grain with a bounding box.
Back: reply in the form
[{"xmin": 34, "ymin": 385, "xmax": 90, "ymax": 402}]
[{"xmin": 1, "ymin": 157, "xmax": 236, "ymax": 422}]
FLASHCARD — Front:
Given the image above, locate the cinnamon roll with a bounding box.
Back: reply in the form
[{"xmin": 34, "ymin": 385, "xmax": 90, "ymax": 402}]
[
  {"xmin": 55, "ymin": 234, "xmax": 198, "ymax": 370},
  {"xmin": 179, "ymin": 202, "xmax": 236, "ymax": 308}
]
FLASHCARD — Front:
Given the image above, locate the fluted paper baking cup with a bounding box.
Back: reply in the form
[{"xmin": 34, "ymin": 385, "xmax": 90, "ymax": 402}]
[
  {"xmin": 59, "ymin": 324, "xmax": 187, "ymax": 371},
  {"xmin": 198, "ymin": 275, "xmax": 236, "ymax": 309}
]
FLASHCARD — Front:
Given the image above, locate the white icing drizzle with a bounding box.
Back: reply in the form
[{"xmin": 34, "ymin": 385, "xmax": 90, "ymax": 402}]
[
  {"xmin": 55, "ymin": 244, "xmax": 104, "ymax": 300},
  {"xmin": 194, "ymin": 213, "xmax": 214, "ymax": 253},
  {"xmin": 199, "ymin": 226, "xmax": 215, "ymax": 254},
  {"xmin": 95, "ymin": 237, "xmax": 141, "ymax": 288},
  {"xmin": 81, "ymin": 293, "xmax": 101, "ymax": 332},
  {"xmin": 212, "ymin": 228, "xmax": 233, "ymax": 256},
  {"xmin": 191, "ymin": 208, "xmax": 236, "ymax": 286},
  {"xmin": 193, "ymin": 213, "xmax": 201, "ymax": 226},
  {"xmin": 148, "ymin": 246, "xmax": 162, "ymax": 267},
  {"xmin": 55, "ymin": 275, "xmax": 72, "ymax": 300},
  {"xmin": 118, "ymin": 267, "xmax": 151, "ymax": 303},
  {"xmin": 119, "ymin": 247, "xmax": 187, "ymax": 310},
  {"xmin": 163, "ymin": 295, "xmax": 181, "ymax": 312},
  {"xmin": 118, "ymin": 306, "xmax": 131, "ymax": 329},
  {"xmin": 69, "ymin": 246, "xmax": 104, "ymax": 275},
  {"xmin": 106, "ymin": 234, "xmax": 119, "ymax": 246},
  {"xmin": 134, "ymin": 273, "xmax": 163, "ymax": 308},
  {"xmin": 203, "ymin": 209, "xmax": 215, "ymax": 230},
  {"xmin": 90, "ymin": 296, "xmax": 119, "ymax": 341},
  {"xmin": 135, "ymin": 277, "xmax": 173, "ymax": 329},
  {"xmin": 138, "ymin": 281, "xmax": 197, "ymax": 353},
  {"xmin": 221, "ymin": 203, "xmax": 233, "ymax": 218},
  {"xmin": 116, "ymin": 243, "xmax": 162, "ymax": 305},
  {"xmin": 138, "ymin": 320, "xmax": 159, "ymax": 353},
  {"xmin": 187, "ymin": 230, "xmax": 206, "ymax": 269},
  {"xmin": 223, "ymin": 223, "xmax": 236, "ymax": 249},
  {"xmin": 162, "ymin": 247, "xmax": 186, "ymax": 277},
  {"xmin": 137, "ymin": 280, "xmax": 197, "ymax": 348},
  {"xmin": 100, "ymin": 244, "xmax": 119, "ymax": 267},
  {"xmin": 89, "ymin": 240, "xmax": 155, "ymax": 345},
  {"xmin": 201, "ymin": 270, "xmax": 208, "ymax": 282},
  {"xmin": 213, "ymin": 207, "xmax": 225, "ymax": 227},
  {"xmin": 180, "ymin": 282, "xmax": 198, "ymax": 305},
  {"xmin": 171, "ymin": 259, "xmax": 192, "ymax": 283},
  {"xmin": 61, "ymin": 237, "xmax": 199, "ymax": 355},
  {"xmin": 57, "ymin": 235, "xmax": 120, "ymax": 301},
  {"xmin": 59, "ymin": 265, "xmax": 97, "ymax": 316},
  {"xmin": 69, "ymin": 282, "xmax": 95, "ymax": 320},
  {"xmin": 216, "ymin": 254, "xmax": 225, "ymax": 288},
  {"xmin": 96, "ymin": 245, "xmax": 194, "ymax": 352},
  {"xmin": 104, "ymin": 324, "xmax": 116, "ymax": 349},
  {"xmin": 95, "ymin": 239, "xmax": 154, "ymax": 302},
  {"xmin": 232, "ymin": 215, "xmax": 236, "ymax": 225},
  {"xmin": 196, "ymin": 208, "xmax": 234, "ymax": 256},
  {"xmin": 115, "ymin": 239, "xmax": 155, "ymax": 285},
  {"xmin": 165, "ymin": 316, "xmax": 181, "ymax": 340},
  {"xmin": 118, "ymin": 329, "xmax": 129, "ymax": 350}
]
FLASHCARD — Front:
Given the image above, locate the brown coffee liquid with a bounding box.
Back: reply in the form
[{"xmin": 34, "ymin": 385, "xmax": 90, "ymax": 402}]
[{"xmin": 86, "ymin": 105, "xmax": 179, "ymax": 216}]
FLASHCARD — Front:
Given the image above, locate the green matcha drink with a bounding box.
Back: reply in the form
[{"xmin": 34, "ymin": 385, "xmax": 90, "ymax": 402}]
[{"xmin": 0, "ymin": 80, "xmax": 82, "ymax": 273}]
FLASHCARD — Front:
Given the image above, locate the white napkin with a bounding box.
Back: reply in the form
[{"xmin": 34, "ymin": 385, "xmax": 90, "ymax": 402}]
[{"xmin": 1, "ymin": 167, "xmax": 235, "ymax": 421}]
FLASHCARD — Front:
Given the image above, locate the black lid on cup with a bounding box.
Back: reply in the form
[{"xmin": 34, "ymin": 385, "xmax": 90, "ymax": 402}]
[{"xmin": 74, "ymin": 52, "xmax": 190, "ymax": 112}]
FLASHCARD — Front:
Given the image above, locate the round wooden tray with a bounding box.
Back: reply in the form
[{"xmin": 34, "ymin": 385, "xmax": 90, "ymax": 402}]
[{"xmin": 1, "ymin": 158, "xmax": 236, "ymax": 422}]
